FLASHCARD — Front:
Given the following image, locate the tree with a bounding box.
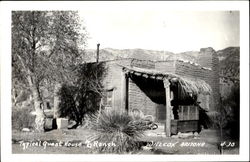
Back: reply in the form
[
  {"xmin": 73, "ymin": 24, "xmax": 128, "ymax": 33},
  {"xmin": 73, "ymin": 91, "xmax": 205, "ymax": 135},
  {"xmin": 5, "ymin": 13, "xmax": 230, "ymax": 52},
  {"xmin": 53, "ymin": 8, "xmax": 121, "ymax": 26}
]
[
  {"xmin": 12, "ymin": 11, "xmax": 87, "ymax": 132},
  {"xmin": 58, "ymin": 62, "xmax": 107, "ymax": 127}
]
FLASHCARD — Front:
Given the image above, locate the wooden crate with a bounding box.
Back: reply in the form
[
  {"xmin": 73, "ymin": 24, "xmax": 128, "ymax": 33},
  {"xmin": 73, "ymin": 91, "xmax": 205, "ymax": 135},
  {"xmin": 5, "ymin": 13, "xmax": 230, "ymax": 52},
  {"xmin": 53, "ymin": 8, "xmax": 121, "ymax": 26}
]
[
  {"xmin": 56, "ymin": 118, "xmax": 68, "ymax": 129},
  {"xmin": 171, "ymin": 120, "xmax": 199, "ymax": 135}
]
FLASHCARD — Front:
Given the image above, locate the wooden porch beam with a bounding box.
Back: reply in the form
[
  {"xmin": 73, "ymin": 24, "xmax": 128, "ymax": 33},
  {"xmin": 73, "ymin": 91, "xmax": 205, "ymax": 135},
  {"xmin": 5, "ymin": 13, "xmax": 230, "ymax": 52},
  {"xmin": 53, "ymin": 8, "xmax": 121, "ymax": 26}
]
[
  {"xmin": 125, "ymin": 73, "xmax": 129, "ymax": 112},
  {"xmin": 163, "ymin": 78, "xmax": 171, "ymax": 137},
  {"xmin": 122, "ymin": 71, "xmax": 129, "ymax": 113}
]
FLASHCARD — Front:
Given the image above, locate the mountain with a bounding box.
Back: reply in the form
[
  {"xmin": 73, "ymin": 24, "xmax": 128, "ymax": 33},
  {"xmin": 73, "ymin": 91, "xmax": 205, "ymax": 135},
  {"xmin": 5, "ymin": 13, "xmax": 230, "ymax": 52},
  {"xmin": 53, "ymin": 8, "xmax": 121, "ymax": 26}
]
[
  {"xmin": 84, "ymin": 47, "xmax": 240, "ymax": 81},
  {"xmin": 84, "ymin": 48, "xmax": 175, "ymax": 62},
  {"xmin": 217, "ymin": 47, "xmax": 240, "ymax": 79},
  {"xmin": 217, "ymin": 47, "xmax": 239, "ymax": 99},
  {"xmin": 217, "ymin": 47, "xmax": 240, "ymax": 61},
  {"xmin": 84, "ymin": 48, "xmax": 200, "ymax": 63}
]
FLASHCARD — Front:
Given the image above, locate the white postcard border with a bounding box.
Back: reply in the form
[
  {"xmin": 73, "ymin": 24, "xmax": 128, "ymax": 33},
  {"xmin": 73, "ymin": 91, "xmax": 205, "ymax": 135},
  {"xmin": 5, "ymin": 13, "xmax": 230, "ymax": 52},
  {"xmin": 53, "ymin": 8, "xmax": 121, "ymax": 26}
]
[{"xmin": 0, "ymin": 1, "xmax": 249, "ymax": 162}]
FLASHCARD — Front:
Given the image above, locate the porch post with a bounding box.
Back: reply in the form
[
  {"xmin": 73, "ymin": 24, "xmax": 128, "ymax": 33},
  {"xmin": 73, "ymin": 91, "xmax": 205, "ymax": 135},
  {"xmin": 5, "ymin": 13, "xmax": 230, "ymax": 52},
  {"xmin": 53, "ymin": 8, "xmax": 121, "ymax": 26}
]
[
  {"xmin": 125, "ymin": 73, "xmax": 129, "ymax": 112},
  {"xmin": 163, "ymin": 78, "xmax": 171, "ymax": 137},
  {"xmin": 121, "ymin": 71, "xmax": 129, "ymax": 112}
]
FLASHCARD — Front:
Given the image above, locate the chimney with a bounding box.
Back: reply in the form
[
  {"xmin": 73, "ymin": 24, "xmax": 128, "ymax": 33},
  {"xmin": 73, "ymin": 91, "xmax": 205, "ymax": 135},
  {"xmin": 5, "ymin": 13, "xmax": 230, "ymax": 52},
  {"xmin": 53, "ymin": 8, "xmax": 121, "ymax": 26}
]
[{"xmin": 96, "ymin": 43, "xmax": 100, "ymax": 62}]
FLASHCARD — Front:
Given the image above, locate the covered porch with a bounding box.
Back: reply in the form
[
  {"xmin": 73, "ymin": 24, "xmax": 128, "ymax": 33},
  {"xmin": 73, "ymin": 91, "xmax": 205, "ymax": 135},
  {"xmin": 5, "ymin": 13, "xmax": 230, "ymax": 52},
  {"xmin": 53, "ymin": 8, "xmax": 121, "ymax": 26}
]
[{"xmin": 121, "ymin": 65, "xmax": 212, "ymax": 137}]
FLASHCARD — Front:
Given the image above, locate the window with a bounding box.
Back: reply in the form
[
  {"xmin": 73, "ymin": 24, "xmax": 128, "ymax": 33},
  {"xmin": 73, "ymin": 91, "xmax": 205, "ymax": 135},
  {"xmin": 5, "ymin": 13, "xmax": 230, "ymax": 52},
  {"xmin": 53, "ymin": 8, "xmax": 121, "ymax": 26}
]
[{"xmin": 102, "ymin": 89, "xmax": 113, "ymax": 108}]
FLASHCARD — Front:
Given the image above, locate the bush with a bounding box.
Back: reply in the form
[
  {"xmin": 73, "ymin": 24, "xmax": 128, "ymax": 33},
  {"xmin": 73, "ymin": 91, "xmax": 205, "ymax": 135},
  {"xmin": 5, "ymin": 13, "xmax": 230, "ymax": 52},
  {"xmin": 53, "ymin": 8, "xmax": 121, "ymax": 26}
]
[
  {"xmin": 12, "ymin": 108, "xmax": 35, "ymax": 130},
  {"xmin": 58, "ymin": 84, "xmax": 79, "ymax": 122},
  {"xmin": 208, "ymin": 84, "xmax": 239, "ymax": 140},
  {"xmin": 88, "ymin": 109, "xmax": 146, "ymax": 153},
  {"xmin": 57, "ymin": 63, "xmax": 107, "ymax": 126},
  {"xmin": 221, "ymin": 85, "xmax": 239, "ymax": 139}
]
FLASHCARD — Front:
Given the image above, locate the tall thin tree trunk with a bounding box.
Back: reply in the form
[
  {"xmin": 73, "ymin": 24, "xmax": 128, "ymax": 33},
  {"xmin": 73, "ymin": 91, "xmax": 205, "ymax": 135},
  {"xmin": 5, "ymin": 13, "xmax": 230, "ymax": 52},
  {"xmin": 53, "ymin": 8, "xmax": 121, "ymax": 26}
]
[
  {"xmin": 31, "ymin": 85, "xmax": 45, "ymax": 132},
  {"xmin": 54, "ymin": 82, "xmax": 62, "ymax": 118},
  {"xmin": 16, "ymin": 53, "xmax": 45, "ymax": 132},
  {"xmin": 12, "ymin": 87, "xmax": 17, "ymax": 106}
]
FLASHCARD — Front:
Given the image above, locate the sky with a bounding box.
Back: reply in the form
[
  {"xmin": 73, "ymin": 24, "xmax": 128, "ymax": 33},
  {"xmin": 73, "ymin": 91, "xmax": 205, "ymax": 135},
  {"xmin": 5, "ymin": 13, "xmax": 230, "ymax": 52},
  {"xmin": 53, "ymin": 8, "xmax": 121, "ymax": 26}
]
[{"xmin": 79, "ymin": 6, "xmax": 239, "ymax": 53}]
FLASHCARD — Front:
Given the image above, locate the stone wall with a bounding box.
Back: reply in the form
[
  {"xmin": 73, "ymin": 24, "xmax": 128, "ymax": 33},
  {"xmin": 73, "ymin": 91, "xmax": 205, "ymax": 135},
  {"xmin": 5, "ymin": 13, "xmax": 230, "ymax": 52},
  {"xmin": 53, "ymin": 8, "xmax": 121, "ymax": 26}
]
[
  {"xmin": 101, "ymin": 59, "xmax": 132, "ymax": 111},
  {"xmin": 129, "ymin": 59, "xmax": 158, "ymax": 117},
  {"xmin": 211, "ymin": 50, "xmax": 220, "ymax": 112},
  {"xmin": 102, "ymin": 59, "xmax": 162, "ymax": 117},
  {"xmin": 197, "ymin": 47, "xmax": 214, "ymax": 69},
  {"xmin": 128, "ymin": 78, "xmax": 157, "ymax": 117},
  {"xmin": 198, "ymin": 47, "xmax": 220, "ymax": 111}
]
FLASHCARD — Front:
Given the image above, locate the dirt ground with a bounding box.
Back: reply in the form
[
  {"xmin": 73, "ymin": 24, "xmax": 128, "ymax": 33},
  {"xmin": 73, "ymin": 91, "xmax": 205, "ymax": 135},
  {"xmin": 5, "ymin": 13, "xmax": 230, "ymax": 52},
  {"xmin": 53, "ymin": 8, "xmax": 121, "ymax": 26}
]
[{"xmin": 12, "ymin": 128, "xmax": 239, "ymax": 154}]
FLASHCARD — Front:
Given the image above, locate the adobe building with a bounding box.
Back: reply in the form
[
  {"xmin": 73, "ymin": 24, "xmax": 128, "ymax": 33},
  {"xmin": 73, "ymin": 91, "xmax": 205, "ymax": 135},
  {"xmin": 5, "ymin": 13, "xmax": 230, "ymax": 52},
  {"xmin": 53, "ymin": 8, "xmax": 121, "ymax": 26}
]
[{"xmin": 92, "ymin": 47, "xmax": 220, "ymax": 136}]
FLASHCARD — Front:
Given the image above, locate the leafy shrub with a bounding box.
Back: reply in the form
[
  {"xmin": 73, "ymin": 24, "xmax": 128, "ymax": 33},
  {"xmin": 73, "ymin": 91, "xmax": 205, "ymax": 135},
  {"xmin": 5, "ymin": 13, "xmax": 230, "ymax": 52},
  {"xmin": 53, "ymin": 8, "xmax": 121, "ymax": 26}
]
[
  {"xmin": 208, "ymin": 84, "xmax": 239, "ymax": 140},
  {"xmin": 88, "ymin": 109, "xmax": 146, "ymax": 153},
  {"xmin": 12, "ymin": 108, "xmax": 35, "ymax": 130},
  {"xmin": 58, "ymin": 62, "xmax": 107, "ymax": 126},
  {"xmin": 58, "ymin": 84, "xmax": 79, "ymax": 122},
  {"xmin": 222, "ymin": 85, "xmax": 239, "ymax": 139}
]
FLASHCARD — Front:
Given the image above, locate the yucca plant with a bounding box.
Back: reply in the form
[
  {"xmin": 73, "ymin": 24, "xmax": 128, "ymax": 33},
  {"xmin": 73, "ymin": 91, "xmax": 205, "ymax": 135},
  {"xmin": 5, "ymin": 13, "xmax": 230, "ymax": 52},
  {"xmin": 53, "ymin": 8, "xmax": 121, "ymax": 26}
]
[{"xmin": 88, "ymin": 109, "xmax": 146, "ymax": 153}]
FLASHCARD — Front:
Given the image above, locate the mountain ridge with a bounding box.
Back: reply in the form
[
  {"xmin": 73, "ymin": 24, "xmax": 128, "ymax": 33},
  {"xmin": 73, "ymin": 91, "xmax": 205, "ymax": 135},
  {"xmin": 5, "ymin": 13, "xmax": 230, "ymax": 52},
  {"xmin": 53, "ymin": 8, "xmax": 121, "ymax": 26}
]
[{"xmin": 84, "ymin": 47, "xmax": 238, "ymax": 63}]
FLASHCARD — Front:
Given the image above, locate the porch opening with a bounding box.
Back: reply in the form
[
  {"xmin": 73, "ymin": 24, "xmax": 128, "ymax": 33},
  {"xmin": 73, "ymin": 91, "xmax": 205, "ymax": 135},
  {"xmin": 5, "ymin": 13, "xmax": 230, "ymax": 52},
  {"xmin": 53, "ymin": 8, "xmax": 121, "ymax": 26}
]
[{"xmin": 122, "ymin": 65, "xmax": 212, "ymax": 136}]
